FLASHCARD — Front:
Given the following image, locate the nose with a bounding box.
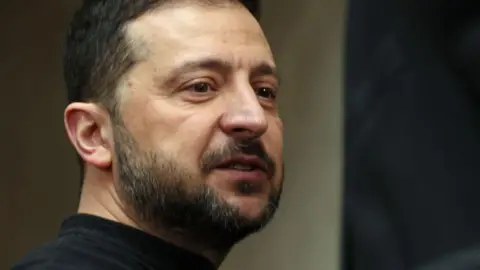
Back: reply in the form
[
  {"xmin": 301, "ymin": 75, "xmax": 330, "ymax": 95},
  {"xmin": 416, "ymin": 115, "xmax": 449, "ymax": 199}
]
[{"xmin": 220, "ymin": 89, "xmax": 268, "ymax": 140}]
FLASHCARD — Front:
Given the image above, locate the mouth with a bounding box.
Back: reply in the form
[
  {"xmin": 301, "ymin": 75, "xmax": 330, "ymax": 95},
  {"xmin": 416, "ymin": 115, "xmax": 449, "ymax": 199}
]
[
  {"xmin": 216, "ymin": 155, "xmax": 268, "ymax": 173},
  {"xmin": 213, "ymin": 155, "xmax": 272, "ymax": 194}
]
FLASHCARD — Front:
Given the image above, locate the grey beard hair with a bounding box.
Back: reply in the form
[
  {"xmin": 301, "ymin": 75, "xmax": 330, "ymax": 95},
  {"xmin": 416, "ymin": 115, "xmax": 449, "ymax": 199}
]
[{"xmin": 111, "ymin": 118, "xmax": 282, "ymax": 250}]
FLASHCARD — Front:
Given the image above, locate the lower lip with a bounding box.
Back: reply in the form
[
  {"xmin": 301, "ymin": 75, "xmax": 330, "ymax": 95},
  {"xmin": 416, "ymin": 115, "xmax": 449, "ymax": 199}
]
[{"xmin": 214, "ymin": 169, "xmax": 268, "ymax": 182}]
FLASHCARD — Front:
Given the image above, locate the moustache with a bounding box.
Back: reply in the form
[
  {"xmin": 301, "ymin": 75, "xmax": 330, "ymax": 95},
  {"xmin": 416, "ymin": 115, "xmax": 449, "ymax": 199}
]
[{"xmin": 200, "ymin": 139, "xmax": 276, "ymax": 179}]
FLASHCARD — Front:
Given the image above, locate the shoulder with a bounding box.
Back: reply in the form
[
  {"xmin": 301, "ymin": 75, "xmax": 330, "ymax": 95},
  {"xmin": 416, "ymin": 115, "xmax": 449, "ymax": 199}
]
[{"xmin": 11, "ymin": 234, "xmax": 130, "ymax": 270}]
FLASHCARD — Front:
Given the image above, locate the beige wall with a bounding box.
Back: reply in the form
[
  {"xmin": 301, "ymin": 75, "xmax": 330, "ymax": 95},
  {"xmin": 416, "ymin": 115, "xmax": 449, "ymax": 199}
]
[
  {"xmin": 1, "ymin": 1, "xmax": 344, "ymax": 269},
  {"xmin": 2, "ymin": 1, "xmax": 82, "ymax": 267}
]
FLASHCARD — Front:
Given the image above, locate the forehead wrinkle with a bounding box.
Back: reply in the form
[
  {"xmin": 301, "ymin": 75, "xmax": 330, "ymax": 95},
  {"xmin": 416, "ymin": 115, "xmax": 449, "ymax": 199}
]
[
  {"xmin": 123, "ymin": 4, "xmax": 274, "ymax": 86},
  {"xmin": 126, "ymin": 18, "xmax": 271, "ymax": 65},
  {"xmin": 124, "ymin": 4, "xmax": 268, "ymax": 62}
]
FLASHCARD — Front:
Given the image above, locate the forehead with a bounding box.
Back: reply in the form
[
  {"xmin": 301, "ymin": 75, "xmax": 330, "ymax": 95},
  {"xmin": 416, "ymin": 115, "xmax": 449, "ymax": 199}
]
[{"xmin": 126, "ymin": 5, "xmax": 274, "ymax": 68}]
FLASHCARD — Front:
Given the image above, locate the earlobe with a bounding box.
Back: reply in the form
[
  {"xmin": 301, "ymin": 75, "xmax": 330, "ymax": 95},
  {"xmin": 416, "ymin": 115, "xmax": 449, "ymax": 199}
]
[{"xmin": 64, "ymin": 103, "xmax": 112, "ymax": 169}]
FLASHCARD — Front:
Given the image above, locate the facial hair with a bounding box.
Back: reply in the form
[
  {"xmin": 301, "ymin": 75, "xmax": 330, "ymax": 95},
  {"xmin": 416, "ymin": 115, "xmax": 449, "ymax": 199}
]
[{"xmin": 112, "ymin": 119, "xmax": 283, "ymax": 249}]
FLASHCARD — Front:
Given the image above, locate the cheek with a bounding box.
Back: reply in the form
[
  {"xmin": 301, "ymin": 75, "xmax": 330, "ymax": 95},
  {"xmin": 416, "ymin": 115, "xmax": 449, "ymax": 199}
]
[
  {"xmin": 144, "ymin": 106, "xmax": 220, "ymax": 166},
  {"xmin": 263, "ymin": 119, "xmax": 284, "ymax": 182},
  {"xmin": 265, "ymin": 117, "xmax": 284, "ymax": 158},
  {"xmin": 121, "ymin": 90, "xmax": 223, "ymax": 167}
]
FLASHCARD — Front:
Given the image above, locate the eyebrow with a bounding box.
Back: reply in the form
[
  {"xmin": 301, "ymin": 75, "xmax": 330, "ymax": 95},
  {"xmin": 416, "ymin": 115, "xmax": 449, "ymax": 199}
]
[
  {"xmin": 251, "ymin": 62, "xmax": 278, "ymax": 81},
  {"xmin": 162, "ymin": 57, "xmax": 279, "ymax": 87}
]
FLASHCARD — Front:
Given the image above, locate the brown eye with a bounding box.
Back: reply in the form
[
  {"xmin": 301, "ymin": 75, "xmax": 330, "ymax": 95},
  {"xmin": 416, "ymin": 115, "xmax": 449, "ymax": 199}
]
[
  {"xmin": 256, "ymin": 87, "xmax": 277, "ymax": 100},
  {"xmin": 190, "ymin": 82, "xmax": 212, "ymax": 93}
]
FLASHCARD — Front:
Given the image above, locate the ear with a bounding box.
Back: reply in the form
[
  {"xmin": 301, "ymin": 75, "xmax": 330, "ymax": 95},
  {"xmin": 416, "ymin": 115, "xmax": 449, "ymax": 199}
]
[{"xmin": 64, "ymin": 102, "xmax": 113, "ymax": 169}]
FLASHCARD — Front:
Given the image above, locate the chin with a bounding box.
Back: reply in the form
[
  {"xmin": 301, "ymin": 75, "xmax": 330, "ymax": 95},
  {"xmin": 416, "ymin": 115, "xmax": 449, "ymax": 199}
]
[{"xmin": 226, "ymin": 193, "xmax": 271, "ymax": 220}]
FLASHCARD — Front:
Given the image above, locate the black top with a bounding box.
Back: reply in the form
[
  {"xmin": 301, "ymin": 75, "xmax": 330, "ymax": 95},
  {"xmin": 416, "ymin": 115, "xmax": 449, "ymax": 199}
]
[{"xmin": 12, "ymin": 214, "xmax": 216, "ymax": 270}]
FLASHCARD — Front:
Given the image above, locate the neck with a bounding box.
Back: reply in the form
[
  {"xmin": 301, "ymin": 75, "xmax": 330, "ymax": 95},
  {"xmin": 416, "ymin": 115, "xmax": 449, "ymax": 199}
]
[{"xmin": 78, "ymin": 178, "xmax": 229, "ymax": 267}]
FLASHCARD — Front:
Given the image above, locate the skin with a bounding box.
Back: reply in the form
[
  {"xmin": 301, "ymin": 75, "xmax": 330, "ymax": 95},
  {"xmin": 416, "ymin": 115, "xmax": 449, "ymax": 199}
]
[{"xmin": 64, "ymin": 4, "xmax": 283, "ymax": 267}]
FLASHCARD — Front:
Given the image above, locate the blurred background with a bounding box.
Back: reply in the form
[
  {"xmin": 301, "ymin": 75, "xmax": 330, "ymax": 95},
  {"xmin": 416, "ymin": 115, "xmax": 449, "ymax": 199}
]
[
  {"xmin": 1, "ymin": 0, "xmax": 345, "ymax": 270},
  {"xmin": 343, "ymin": 0, "xmax": 480, "ymax": 269}
]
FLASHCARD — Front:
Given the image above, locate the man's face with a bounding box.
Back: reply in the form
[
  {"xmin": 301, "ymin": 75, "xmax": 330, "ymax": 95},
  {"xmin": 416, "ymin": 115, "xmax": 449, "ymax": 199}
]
[{"xmin": 112, "ymin": 5, "xmax": 283, "ymax": 246}]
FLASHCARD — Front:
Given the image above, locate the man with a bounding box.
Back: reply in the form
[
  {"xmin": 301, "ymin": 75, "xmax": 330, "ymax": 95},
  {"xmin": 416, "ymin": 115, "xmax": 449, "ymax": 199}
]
[{"xmin": 13, "ymin": 0, "xmax": 284, "ymax": 269}]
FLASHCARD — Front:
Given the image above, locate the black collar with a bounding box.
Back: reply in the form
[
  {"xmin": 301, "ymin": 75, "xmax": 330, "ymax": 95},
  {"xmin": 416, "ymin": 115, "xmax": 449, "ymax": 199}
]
[{"xmin": 60, "ymin": 214, "xmax": 216, "ymax": 270}]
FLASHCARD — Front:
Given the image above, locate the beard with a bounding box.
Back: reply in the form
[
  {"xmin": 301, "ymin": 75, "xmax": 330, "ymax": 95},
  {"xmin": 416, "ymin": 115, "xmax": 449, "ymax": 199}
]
[{"xmin": 111, "ymin": 118, "xmax": 283, "ymax": 249}]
